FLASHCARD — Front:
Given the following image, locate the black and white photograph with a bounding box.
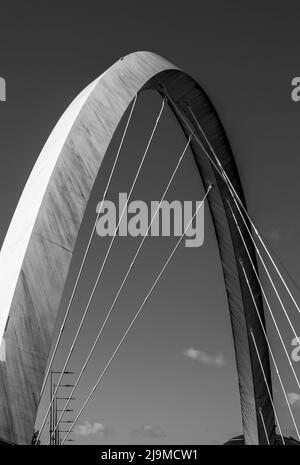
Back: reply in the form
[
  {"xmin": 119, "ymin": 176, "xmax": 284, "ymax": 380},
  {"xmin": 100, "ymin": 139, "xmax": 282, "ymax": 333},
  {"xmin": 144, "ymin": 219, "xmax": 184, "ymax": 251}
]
[{"xmin": 0, "ymin": 0, "xmax": 300, "ymax": 456}]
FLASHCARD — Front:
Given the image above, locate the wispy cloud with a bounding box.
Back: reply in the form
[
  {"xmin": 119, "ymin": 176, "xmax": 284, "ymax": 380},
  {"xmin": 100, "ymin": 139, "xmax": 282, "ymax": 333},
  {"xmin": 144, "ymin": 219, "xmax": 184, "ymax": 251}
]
[
  {"xmin": 287, "ymin": 392, "xmax": 300, "ymax": 408},
  {"xmin": 75, "ymin": 421, "xmax": 115, "ymax": 437},
  {"xmin": 131, "ymin": 425, "xmax": 166, "ymax": 439},
  {"xmin": 184, "ymin": 348, "xmax": 226, "ymax": 366}
]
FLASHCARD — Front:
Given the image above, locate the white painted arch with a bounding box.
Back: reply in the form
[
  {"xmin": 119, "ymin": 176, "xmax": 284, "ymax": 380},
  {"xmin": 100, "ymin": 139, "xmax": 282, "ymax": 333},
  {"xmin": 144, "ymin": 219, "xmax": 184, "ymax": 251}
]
[{"xmin": 0, "ymin": 52, "xmax": 274, "ymax": 444}]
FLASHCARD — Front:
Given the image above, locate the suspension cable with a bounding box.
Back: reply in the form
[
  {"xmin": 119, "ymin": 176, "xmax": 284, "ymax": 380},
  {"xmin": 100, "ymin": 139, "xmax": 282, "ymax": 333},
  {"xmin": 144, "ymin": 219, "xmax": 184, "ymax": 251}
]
[
  {"xmin": 168, "ymin": 96, "xmax": 299, "ymax": 350},
  {"xmin": 250, "ymin": 328, "xmax": 285, "ymax": 444},
  {"xmin": 39, "ymin": 94, "xmax": 138, "ymax": 400},
  {"xmin": 36, "ymin": 96, "xmax": 166, "ymax": 443},
  {"xmin": 49, "ymin": 135, "xmax": 193, "ymax": 442},
  {"xmin": 259, "ymin": 407, "xmax": 270, "ymax": 445},
  {"xmin": 165, "ymin": 96, "xmax": 300, "ymax": 323},
  {"xmin": 188, "ymin": 104, "xmax": 300, "ymax": 317},
  {"xmin": 227, "ymin": 191, "xmax": 299, "ymax": 344},
  {"xmin": 154, "ymin": 97, "xmax": 300, "ymax": 440},
  {"xmin": 241, "ymin": 261, "xmax": 300, "ymax": 440},
  {"xmin": 60, "ymin": 184, "xmax": 213, "ymax": 444},
  {"xmin": 40, "ymin": 92, "xmax": 299, "ymax": 443},
  {"xmin": 227, "ymin": 198, "xmax": 300, "ymax": 391},
  {"xmin": 185, "ymin": 106, "xmax": 300, "ymax": 426},
  {"xmin": 172, "ymin": 100, "xmax": 299, "ymax": 346},
  {"xmin": 260, "ymin": 236, "xmax": 300, "ymax": 296}
]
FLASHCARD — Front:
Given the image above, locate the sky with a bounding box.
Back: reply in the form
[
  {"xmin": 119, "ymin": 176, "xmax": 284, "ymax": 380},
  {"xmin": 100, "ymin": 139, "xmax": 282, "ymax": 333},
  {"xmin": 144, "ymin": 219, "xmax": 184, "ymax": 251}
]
[{"xmin": 0, "ymin": 0, "xmax": 300, "ymax": 445}]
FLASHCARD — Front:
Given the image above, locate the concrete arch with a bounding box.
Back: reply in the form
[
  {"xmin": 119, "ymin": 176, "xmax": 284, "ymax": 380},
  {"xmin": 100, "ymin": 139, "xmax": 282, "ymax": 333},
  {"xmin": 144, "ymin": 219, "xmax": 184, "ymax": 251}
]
[{"xmin": 0, "ymin": 52, "xmax": 275, "ymax": 444}]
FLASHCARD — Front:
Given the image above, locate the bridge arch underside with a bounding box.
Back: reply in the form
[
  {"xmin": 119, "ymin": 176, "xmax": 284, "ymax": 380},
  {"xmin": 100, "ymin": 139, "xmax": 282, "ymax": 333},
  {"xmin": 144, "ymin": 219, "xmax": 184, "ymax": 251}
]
[{"xmin": 0, "ymin": 52, "xmax": 275, "ymax": 444}]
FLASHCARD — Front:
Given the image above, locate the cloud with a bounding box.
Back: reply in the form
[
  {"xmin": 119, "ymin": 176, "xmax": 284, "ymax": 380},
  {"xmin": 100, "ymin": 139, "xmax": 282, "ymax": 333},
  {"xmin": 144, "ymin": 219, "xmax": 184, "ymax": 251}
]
[
  {"xmin": 131, "ymin": 425, "xmax": 166, "ymax": 439},
  {"xmin": 184, "ymin": 348, "xmax": 226, "ymax": 366},
  {"xmin": 75, "ymin": 421, "xmax": 115, "ymax": 437},
  {"xmin": 287, "ymin": 392, "xmax": 300, "ymax": 408}
]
